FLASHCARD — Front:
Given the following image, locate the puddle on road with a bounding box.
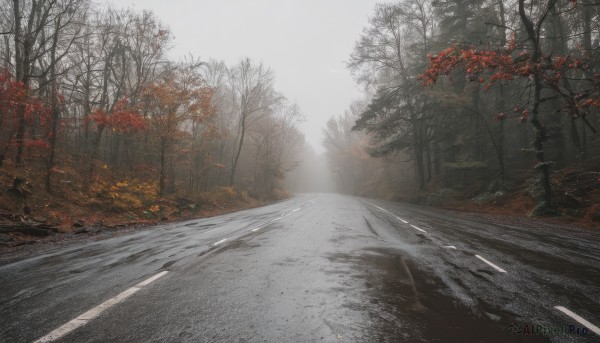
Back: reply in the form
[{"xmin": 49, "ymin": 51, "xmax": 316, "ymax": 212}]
[{"xmin": 328, "ymin": 248, "xmax": 551, "ymax": 342}]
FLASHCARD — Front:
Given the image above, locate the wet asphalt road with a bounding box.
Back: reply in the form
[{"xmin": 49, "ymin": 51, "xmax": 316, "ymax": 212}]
[{"xmin": 1, "ymin": 193, "xmax": 599, "ymax": 342}]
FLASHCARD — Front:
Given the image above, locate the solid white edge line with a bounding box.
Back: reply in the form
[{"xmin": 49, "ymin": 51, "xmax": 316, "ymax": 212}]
[
  {"xmin": 33, "ymin": 271, "xmax": 169, "ymax": 343},
  {"xmin": 475, "ymin": 254, "xmax": 507, "ymax": 273},
  {"xmin": 396, "ymin": 217, "xmax": 409, "ymax": 224},
  {"xmin": 410, "ymin": 224, "xmax": 427, "ymax": 233},
  {"xmin": 213, "ymin": 238, "xmax": 228, "ymax": 246},
  {"xmin": 555, "ymin": 306, "xmax": 600, "ymax": 336}
]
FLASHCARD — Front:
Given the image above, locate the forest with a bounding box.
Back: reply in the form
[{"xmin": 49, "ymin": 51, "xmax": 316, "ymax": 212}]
[
  {"xmin": 324, "ymin": 0, "xmax": 599, "ymax": 221},
  {"xmin": 1, "ymin": 0, "xmax": 599, "ymax": 240},
  {"xmin": 0, "ymin": 0, "xmax": 307, "ymax": 231}
]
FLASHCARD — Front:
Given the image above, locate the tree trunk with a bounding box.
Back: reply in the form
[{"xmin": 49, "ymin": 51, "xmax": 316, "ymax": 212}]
[
  {"xmin": 85, "ymin": 126, "xmax": 104, "ymax": 192},
  {"xmin": 497, "ymin": 85, "xmax": 506, "ymax": 184},
  {"xmin": 519, "ymin": 0, "xmax": 555, "ymax": 207},
  {"xmin": 45, "ymin": 15, "xmax": 62, "ymax": 193},
  {"xmin": 159, "ymin": 137, "xmax": 167, "ymax": 196},
  {"xmin": 425, "ymin": 141, "xmax": 432, "ymax": 182},
  {"xmin": 433, "ymin": 139, "xmax": 441, "ymax": 177},
  {"xmin": 229, "ymin": 114, "xmax": 246, "ymax": 186},
  {"xmin": 45, "ymin": 104, "xmax": 60, "ymax": 193},
  {"xmin": 413, "ymin": 133, "xmax": 425, "ymax": 190},
  {"xmin": 13, "ymin": 0, "xmax": 34, "ymax": 167}
]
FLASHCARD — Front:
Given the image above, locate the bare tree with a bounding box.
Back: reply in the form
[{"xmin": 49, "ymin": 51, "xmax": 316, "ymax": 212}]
[
  {"xmin": 348, "ymin": 2, "xmax": 434, "ymax": 189},
  {"xmin": 228, "ymin": 58, "xmax": 279, "ymax": 186},
  {"xmin": 3, "ymin": 0, "xmax": 88, "ymax": 166},
  {"xmin": 44, "ymin": 0, "xmax": 88, "ymax": 192}
]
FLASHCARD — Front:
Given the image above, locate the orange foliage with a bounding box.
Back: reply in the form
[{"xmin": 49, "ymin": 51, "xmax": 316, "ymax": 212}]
[
  {"xmin": 142, "ymin": 68, "xmax": 216, "ymax": 138},
  {"xmin": 0, "ymin": 67, "xmax": 50, "ymax": 137},
  {"xmin": 92, "ymin": 178, "xmax": 159, "ymax": 211},
  {"xmin": 89, "ymin": 98, "xmax": 148, "ymax": 133},
  {"xmin": 420, "ymin": 36, "xmax": 599, "ymax": 120}
]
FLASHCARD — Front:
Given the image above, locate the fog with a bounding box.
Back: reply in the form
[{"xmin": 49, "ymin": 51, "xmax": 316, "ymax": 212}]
[
  {"xmin": 4, "ymin": 0, "xmax": 597, "ymax": 212},
  {"xmin": 284, "ymin": 148, "xmax": 336, "ymax": 194},
  {"xmin": 99, "ymin": 0, "xmax": 389, "ymax": 155}
]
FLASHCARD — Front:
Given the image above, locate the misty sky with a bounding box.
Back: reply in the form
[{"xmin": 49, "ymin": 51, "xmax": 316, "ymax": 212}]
[{"xmin": 99, "ymin": 0, "xmax": 388, "ymax": 153}]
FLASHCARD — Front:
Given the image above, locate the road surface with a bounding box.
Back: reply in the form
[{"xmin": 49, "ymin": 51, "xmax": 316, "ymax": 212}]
[{"xmin": 1, "ymin": 193, "xmax": 599, "ymax": 342}]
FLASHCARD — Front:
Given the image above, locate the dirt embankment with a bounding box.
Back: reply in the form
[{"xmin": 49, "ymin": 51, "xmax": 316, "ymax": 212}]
[
  {"xmin": 0, "ymin": 166, "xmax": 284, "ymax": 256},
  {"xmin": 0, "ymin": 193, "xmax": 274, "ymax": 258},
  {"xmin": 422, "ymin": 158, "xmax": 600, "ymax": 230}
]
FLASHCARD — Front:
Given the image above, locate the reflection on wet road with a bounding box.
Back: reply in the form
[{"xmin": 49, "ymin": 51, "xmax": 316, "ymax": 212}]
[{"xmin": 1, "ymin": 193, "xmax": 598, "ymax": 342}]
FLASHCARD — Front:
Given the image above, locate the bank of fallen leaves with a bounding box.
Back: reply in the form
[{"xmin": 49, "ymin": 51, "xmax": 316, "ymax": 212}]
[{"xmin": 0, "ymin": 166, "xmax": 270, "ymax": 255}]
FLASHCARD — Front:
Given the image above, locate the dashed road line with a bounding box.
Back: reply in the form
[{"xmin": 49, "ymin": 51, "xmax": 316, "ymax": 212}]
[
  {"xmin": 214, "ymin": 204, "xmax": 307, "ymax": 245},
  {"xmin": 364, "ymin": 202, "xmax": 393, "ymax": 216},
  {"xmin": 364, "ymin": 198, "xmax": 598, "ymax": 335},
  {"xmin": 33, "ymin": 271, "xmax": 169, "ymax": 343},
  {"xmin": 475, "ymin": 254, "xmax": 507, "ymax": 273},
  {"xmin": 364, "ymin": 202, "xmax": 511, "ymax": 278},
  {"xmin": 364, "ymin": 201, "xmax": 409, "ymax": 224},
  {"xmin": 365, "ymin": 201, "xmax": 430, "ymax": 234},
  {"xmin": 410, "ymin": 224, "xmax": 427, "ymax": 233},
  {"xmin": 555, "ymin": 306, "xmax": 600, "ymax": 336}
]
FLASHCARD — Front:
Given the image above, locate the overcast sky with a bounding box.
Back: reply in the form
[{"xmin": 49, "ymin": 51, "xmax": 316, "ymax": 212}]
[{"xmin": 99, "ymin": 0, "xmax": 386, "ymax": 153}]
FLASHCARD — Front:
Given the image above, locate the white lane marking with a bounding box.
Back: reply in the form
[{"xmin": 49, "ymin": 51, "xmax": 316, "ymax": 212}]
[
  {"xmin": 555, "ymin": 306, "xmax": 600, "ymax": 336},
  {"xmin": 410, "ymin": 224, "xmax": 427, "ymax": 233},
  {"xmin": 268, "ymin": 207, "xmax": 301, "ymax": 223},
  {"xmin": 475, "ymin": 255, "xmax": 507, "ymax": 273},
  {"xmin": 136, "ymin": 271, "xmax": 169, "ymax": 287},
  {"xmin": 219, "ymin": 205, "xmax": 306, "ymax": 244},
  {"xmin": 213, "ymin": 238, "xmax": 228, "ymax": 246},
  {"xmin": 33, "ymin": 271, "xmax": 169, "ymax": 343},
  {"xmin": 365, "ymin": 201, "xmax": 410, "ymax": 224},
  {"xmin": 444, "ymin": 245, "xmax": 457, "ymax": 249},
  {"xmin": 247, "ymin": 208, "xmax": 301, "ymax": 233},
  {"xmin": 365, "ymin": 201, "xmax": 390, "ymax": 214}
]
